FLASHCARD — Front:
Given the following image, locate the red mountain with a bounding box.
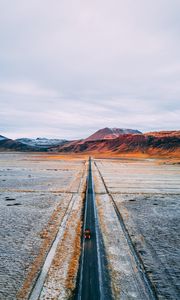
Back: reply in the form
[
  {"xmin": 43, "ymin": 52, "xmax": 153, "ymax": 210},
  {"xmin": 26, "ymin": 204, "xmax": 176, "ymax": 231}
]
[
  {"xmin": 145, "ymin": 131, "xmax": 180, "ymax": 137},
  {"xmin": 85, "ymin": 127, "xmax": 142, "ymax": 141},
  {"xmin": 54, "ymin": 130, "xmax": 180, "ymax": 157}
]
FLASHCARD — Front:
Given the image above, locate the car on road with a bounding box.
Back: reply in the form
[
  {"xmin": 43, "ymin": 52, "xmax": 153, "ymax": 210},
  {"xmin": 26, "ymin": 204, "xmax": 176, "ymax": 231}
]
[{"xmin": 84, "ymin": 228, "xmax": 91, "ymax": 239}]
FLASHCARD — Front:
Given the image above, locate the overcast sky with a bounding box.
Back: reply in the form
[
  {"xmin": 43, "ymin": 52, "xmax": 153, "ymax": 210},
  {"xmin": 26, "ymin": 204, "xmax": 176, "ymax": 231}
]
[{"xmin": 0, "ymin": 0, "xmax": 180, "ymax": 139}]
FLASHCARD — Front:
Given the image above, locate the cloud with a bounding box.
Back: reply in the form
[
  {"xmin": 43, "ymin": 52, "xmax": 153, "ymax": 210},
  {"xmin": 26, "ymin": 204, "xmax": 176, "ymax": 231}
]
[
  {"xmin": 0, "ymin": 81, "xmax": 59, "ymax": 97},
  {"xmin": 0, "ymin": 0, "xmax": 180, "ymax": 139}
]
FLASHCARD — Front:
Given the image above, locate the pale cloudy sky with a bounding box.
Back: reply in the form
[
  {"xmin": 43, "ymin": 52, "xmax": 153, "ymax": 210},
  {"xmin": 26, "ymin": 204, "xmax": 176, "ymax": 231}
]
[{"xmin": 0, "ymin": 0, "xmax": 180, "ymax": 139}]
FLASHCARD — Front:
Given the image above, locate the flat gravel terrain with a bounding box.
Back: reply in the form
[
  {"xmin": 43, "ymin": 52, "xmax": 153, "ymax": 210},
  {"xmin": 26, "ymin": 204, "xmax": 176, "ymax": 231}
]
[
  {"xmin": 95, "ymin": 159, "xmax": 180, "ymax": 299},
  {"xmin": 1, "ymin": 154, "xmax": 180, "ymax": 300},
  {"xmin": 0, "ymin": 153, "xmax": 85, "ymax": 300}
]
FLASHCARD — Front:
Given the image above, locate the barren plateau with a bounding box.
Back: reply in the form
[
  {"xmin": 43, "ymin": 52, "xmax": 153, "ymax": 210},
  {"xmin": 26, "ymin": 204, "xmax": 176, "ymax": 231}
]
[{"xmin": 0, "ymin": 153, "xmax": 179, "ymax": 299}]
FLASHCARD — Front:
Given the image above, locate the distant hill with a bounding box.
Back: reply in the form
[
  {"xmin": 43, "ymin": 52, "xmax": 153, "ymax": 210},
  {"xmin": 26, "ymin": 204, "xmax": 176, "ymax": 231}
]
[
  {"xmin": 0, "ymin": 135, "xmax": 8, "ymax": 141},
  {"xmin": 0, "ymin": 137, "xmax": 36, "ymax": 151},
  {"xmin": 85, "ymin": 127, "xmax": 142, "ymax": 141},
  {"xmin": 0, "ymin": 134, "xmax": 68, "ymax": 151},
  {"xmin": 54, "ymin": 130, "xmax": 180, "ymax": 157},
  {"xmin": 145, "ymin": 131, "xmax": 180, "ymax": 137},
  {"xmin": 1, "ymin": 129, "xmax": 180, "ymax": 157},
  {"xmin": 16, "ymin": 137, "xmax": 67, "ymax": 148},
  {"xmin": 0, "ymin": 136, "xmax": 67, "ymax": 151}
]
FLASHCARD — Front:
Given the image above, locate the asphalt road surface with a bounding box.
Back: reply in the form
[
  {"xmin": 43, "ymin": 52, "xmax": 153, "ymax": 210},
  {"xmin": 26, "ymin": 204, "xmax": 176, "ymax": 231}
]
[{"xmin": 76, "ymin": 158, "xmax": 101, "ymax": 300}]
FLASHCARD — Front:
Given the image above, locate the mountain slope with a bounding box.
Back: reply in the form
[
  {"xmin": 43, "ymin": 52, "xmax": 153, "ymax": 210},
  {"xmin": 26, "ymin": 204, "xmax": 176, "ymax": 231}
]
[
  {"xmin": 16, "ymin": 138, "xmax": 67, "ymax": 148},
  {"xmin": 54, "ymin": 131, "xmax": 180, "ymax": 157},
  {"xmin": 145, "ymin": 131, "xmax": 180, "ymax": 137},
  {"xmin": 0, "ymin": 135, "xmax": 8, "ymax": 141},
  {"xmin": 0, "ymin": 138, "xmax": 37, "ymax": 151},
  {"xmin": 85, "ymin": 127, "xmax": 142, "ymax": 141}
]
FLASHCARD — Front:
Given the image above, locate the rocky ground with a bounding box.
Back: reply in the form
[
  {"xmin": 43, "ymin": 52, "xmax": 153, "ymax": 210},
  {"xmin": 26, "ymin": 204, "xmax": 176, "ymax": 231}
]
[
  {"xmin": 0, "ymin": 153, "xmax": 86, "ymax": 300},
  {"xmin": 94, "ymin": 158, "xmax": 180, "ymax": 299},
  {"xmin": 1, "ymin": 154, "xmax": 180, "ymax": 300}
]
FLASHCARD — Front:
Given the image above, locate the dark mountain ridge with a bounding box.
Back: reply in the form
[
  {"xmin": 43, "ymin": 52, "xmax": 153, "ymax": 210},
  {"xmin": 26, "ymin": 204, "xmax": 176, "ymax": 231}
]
[{"xmin": 0, "ymin": 138, "xmax": 37, "ymax": 151}]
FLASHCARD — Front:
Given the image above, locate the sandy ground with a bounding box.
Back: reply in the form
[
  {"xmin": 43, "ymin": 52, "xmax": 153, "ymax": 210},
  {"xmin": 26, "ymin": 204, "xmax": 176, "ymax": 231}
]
[
  {"xmin": 94, "ymin": 158, "xmax": 180, "ymax": 299},
  {"xmin": 0, "ymin": 153, "xmax": 87, "ymax": 300},
  {"xmin": 39, "ymin": 193, "xmax": 83, "ymax": 300},
  {"xmin": 1, "ymin": 153, "xmax": 180, "ymax": 300}
]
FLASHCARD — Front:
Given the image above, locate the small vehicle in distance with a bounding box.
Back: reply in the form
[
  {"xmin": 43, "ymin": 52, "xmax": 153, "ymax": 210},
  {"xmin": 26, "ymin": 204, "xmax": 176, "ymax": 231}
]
[{"xmin": 84, "ymin": 228, "xmax": 91, "ymax": 239}]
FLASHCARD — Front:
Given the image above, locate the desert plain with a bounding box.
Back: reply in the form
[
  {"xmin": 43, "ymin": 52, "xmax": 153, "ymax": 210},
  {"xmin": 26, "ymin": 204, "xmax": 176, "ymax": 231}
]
[{"xmin": 0, "ymin": 152, "xmax": 180, "ymax": 299}]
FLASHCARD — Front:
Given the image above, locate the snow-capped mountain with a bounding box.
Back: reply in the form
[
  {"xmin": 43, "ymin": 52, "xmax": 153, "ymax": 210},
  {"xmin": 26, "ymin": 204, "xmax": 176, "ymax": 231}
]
[
  {"xmin": 16, "ymin": 137, "xmax": 67, "ymax": 148},
  {"xmin": 0, "ymin": 135, "xmax": 8, "ymax": 141},
  {"xmin": 85, "ymin": 127, "xmax": 142, "ymax": 141}
]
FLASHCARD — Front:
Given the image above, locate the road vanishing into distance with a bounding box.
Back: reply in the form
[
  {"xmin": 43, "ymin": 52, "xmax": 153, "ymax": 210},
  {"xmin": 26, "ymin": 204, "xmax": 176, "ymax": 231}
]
[
  {"xmin": 28, "ymin": 157, "xmax": 157, "ymax": 300},
  {"xmin": 1, "ymin": 154, "xmax": 179, "ymax": 300},
  {"xmin": 75, "ymin": 158, "xmax": 157, "ymax": 300},
  {"xmin": 75, "ymin": 158, "xmax": 102, "ymax": 300}
]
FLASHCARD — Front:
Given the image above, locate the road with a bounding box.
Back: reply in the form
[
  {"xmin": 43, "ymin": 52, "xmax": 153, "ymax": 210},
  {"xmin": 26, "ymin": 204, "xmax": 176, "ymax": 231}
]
[{"xmin": 75, "ymin": 158, "xmax": 101, "ymax": 300}]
